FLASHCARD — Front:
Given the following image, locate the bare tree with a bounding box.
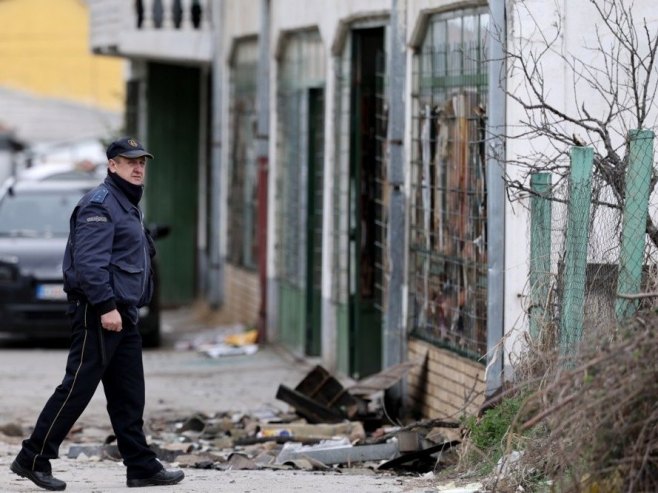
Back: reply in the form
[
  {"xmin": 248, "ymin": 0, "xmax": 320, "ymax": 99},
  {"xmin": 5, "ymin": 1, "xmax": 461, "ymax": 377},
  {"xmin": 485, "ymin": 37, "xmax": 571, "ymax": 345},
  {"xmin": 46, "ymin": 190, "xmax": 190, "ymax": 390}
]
[{"xmin": 501, "ymin": 0, "xmax": 658, "ymax": 245}]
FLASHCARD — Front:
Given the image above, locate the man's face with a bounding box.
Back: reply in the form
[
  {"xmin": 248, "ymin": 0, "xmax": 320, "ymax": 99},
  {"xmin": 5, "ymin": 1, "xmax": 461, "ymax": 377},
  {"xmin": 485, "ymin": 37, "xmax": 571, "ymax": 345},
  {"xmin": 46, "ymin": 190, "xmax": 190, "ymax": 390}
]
[{"xmin": 109, "ymin": 156, "xmax": 147, "ymax": 185}]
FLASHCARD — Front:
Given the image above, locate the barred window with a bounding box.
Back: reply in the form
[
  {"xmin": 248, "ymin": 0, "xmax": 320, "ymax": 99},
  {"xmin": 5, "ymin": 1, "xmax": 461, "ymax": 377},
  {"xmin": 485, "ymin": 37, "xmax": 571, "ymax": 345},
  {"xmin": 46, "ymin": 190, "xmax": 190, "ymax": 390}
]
[{"xmin": 408, "ymin": 9, "xmax": 489, "ymax": 358}]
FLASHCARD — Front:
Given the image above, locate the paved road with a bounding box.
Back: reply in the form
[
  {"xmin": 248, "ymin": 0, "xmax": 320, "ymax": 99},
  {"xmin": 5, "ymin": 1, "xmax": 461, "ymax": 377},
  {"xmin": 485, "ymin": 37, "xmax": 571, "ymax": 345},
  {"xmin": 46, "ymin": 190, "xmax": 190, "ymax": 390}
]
[{"xmin": 0, "ymin": 309, "xmax": 437, "ymax": 492}]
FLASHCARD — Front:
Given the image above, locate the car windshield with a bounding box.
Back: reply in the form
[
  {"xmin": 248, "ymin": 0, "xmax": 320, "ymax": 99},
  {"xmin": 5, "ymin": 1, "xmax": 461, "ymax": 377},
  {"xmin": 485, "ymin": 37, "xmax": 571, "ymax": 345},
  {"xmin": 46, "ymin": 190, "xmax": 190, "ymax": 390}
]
[{"xmin": 0, "ymin": 189, "xmax": 83, "ymax": 237}]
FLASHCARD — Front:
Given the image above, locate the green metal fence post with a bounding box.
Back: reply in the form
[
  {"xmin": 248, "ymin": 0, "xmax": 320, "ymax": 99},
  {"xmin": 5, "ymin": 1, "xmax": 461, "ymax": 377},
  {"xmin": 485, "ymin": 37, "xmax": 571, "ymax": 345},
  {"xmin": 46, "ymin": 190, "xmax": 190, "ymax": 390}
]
[
  {"xmin": 616, "ymin": 129, "xmax": 655, "ymax": 320},
  {"xmin": 560, "ymin": 147, "xmax": 593, "ymax": 355},
  {"xmin": 529, "ymin": 173, "xmax": 552, "ymax": 340}
]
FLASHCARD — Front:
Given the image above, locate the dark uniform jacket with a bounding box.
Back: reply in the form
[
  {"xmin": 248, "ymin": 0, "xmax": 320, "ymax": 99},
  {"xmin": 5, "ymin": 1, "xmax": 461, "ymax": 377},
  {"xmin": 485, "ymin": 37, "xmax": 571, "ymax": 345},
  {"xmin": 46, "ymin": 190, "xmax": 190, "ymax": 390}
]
[{"xmin": 63, "ymin": 176, "xmax": 155, "ymax": 325}]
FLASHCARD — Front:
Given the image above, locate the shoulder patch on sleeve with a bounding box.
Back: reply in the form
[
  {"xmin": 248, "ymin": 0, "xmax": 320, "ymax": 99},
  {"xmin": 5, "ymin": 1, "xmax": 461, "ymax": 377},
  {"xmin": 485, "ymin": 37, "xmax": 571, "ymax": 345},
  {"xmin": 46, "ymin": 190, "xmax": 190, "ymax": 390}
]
[
  {"xmin": 90, "ymin": 188, "xmax": 109, "ymax": 204},
  {"xmin": 86, "ymin": 215, "xmax": 108, "ymax": 223}
]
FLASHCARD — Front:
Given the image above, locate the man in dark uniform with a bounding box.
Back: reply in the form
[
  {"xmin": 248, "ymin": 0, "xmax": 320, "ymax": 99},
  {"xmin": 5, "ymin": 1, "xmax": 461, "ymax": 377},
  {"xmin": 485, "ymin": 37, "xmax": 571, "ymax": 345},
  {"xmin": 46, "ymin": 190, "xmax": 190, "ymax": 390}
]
[{"xmin": 10, "ymin": 138, "xmax": 184, "ymax": 490}]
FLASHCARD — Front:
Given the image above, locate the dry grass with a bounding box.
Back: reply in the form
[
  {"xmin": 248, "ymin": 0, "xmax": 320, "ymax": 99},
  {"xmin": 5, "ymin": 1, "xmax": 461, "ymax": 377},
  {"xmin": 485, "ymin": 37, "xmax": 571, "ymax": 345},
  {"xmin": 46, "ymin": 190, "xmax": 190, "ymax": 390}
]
[{"xmin": 491, "ymin": 312, "xmax": 658, "ymax": 492}]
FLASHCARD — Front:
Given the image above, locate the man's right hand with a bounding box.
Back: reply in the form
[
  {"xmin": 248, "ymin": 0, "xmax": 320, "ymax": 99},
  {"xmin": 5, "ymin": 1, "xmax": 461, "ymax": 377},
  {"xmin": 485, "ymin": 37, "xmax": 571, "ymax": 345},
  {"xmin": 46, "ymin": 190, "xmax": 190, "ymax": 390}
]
[{"xmin": 101, "ymin": 309, "xmax": 123, "ymax": 332}]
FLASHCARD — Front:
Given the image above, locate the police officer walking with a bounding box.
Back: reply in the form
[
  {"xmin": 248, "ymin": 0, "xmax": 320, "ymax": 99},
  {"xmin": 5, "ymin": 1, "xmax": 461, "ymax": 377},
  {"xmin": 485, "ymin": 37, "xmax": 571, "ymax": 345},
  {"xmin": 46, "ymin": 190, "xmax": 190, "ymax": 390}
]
[{"xmin": 10, "ymin": 138, "xmax": 184, "ymax": 490}]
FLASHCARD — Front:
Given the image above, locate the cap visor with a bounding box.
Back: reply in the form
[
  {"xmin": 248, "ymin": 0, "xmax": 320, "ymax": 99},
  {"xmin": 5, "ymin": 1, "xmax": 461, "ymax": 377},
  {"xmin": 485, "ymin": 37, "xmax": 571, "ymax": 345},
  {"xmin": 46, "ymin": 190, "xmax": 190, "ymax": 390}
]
[{"xmin": 118, "ymin": 150, "xmax": 154, "ymax": 159}]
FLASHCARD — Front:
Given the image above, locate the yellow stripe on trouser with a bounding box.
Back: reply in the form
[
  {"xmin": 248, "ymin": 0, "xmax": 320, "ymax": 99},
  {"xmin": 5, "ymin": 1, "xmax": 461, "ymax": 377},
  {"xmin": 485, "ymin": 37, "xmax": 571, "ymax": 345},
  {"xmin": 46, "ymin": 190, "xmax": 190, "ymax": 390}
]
[{"xmin": 32, "ymin": 304, "xmax": 89, "ymax": 470}]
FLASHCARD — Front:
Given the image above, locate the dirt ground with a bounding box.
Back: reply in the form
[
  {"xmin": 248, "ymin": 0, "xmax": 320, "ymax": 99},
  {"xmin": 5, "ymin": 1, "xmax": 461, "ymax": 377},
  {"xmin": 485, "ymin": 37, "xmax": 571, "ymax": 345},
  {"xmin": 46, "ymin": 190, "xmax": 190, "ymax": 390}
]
[{"xmin": 0, "ymin": 308, "xmax": 449, "ymax": 492}]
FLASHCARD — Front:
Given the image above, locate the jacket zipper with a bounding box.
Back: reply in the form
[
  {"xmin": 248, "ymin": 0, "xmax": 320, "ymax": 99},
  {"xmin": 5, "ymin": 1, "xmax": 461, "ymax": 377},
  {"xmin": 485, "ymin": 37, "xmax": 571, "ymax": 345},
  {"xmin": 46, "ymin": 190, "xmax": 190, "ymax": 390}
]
[{"xmin": 137, "ymin": 206, "xmax": 148, "ymax": 300}]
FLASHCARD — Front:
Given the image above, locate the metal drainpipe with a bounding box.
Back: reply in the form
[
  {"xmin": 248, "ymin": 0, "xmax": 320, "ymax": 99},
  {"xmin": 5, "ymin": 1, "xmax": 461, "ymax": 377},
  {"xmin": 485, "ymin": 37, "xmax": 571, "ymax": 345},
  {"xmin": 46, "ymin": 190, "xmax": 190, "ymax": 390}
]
[
  {"xmin": 486, "ymin": 0, "xmax": 507, "ymax": 396},
  {"xmin": 256, "ymin": 0, "xmax": 271, "ymax": 341},
  {"xmin": 208, "ymin": 0, "xmax": 224, "ymax": 309},
  {"xmin": 384, "ymin": 0, "xmax": 408, "ymax": 413}
]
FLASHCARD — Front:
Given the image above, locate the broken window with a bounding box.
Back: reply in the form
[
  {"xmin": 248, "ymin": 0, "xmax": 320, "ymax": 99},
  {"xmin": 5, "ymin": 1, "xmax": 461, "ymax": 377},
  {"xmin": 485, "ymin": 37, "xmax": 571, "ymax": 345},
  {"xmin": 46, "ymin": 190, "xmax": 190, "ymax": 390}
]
[
  {"xmin": 408, "ymin": 9, "xmax": 489, "ymax": 357},
  {"xmin": 227, "ymin": 38, "xmax": 259, "ymax": 270}
]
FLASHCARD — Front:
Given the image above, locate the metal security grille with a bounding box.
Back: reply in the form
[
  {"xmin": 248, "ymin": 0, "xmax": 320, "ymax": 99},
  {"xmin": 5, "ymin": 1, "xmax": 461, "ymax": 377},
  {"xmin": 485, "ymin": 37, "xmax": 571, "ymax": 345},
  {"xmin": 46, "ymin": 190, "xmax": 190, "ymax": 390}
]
[
  {"xmin": 408, "ymin": 9, "xmax": 489, "ymax": 358},
  {"xmin": 275, "ymin": 30, "xmax": 325, "ymax": 289},
  {"xmin": 228, "ymin": 38, "xmax": 259, "ymax": 270},
  {"xmin": 332, "ymin": 32, "xmax": 388, "ymax": 313},
  {"xmin": 373, "ymin": 50, "xmax": 388, "ymax": 312}
]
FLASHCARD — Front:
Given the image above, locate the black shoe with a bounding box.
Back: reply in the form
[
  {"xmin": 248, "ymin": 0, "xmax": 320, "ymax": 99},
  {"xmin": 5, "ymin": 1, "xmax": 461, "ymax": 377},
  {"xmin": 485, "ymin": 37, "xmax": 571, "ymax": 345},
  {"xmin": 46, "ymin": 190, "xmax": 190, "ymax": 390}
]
[
  {"xmin": 127, "ymin": 468, "xmax": 185, "ymax": 487},
  {"xmin": 10, "ymin": 460, "xmax": 66, "ymax": 491}
]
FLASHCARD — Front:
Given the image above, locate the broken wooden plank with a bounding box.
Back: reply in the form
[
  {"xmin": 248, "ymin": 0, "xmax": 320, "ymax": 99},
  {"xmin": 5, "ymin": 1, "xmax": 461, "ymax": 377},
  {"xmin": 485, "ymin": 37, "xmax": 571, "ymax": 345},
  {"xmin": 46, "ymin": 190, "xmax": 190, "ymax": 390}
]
[
  {"xmin": 275, "ymin": 384, "xmax": 346, "ymax": 423},
  {"xmin": 294, "ymin": 365, "xmax": 360, "ymax": 417},
  {"xmin": 348, "ymin": 362, "xmax": 417, "ymax": 396}
]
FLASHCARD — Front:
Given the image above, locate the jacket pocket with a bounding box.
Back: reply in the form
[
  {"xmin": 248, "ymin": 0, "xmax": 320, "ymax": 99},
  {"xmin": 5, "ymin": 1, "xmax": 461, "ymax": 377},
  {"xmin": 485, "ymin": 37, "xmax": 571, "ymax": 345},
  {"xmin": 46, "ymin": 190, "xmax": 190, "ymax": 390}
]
[{"xmin": 110, "ymin": 261, "xmax": 144, "ymax": 305}]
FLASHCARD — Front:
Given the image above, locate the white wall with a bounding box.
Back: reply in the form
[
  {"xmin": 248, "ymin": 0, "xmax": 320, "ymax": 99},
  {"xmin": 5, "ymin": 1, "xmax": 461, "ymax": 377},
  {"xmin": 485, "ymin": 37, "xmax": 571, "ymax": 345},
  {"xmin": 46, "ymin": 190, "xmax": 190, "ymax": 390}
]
[{"xmin": 504, "ymin": 0, "xmax": 658, "ymax": 364}]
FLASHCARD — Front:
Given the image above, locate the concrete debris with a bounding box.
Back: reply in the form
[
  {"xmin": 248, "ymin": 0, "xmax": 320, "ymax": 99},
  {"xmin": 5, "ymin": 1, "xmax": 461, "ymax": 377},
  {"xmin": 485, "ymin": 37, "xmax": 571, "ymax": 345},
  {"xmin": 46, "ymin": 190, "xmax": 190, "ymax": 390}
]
[
  {"xmin": 178, "ymin": 414, "xmax": 207, "ymax": 433},
  {"xmin": 174, "ymin": 451, "xmax": 223, "ymax": 469},
  {"xmin": 67, "ymin": 444, "xmax": 121, "ymax": 461},
  {"xmin": 436, "ymin": 482, "xmax": 484, "ymax": 493},
  {"xmin": 160, "ymin": 442, "xmax": 195, "ymax": 454},
  {"xmin": 63, "ymin": 368, "xmax": 462, "ymax": 477},
  {"xmin": 275, "ymin": 438, "xmax": 399, "ymax": 466},
  {"xmin": 225, "ymin": 452, "xmax": 258, "ymax": 470},
  {"xmin": 0, "ymin": 422, "xmax": 23, "ymax": 437}
]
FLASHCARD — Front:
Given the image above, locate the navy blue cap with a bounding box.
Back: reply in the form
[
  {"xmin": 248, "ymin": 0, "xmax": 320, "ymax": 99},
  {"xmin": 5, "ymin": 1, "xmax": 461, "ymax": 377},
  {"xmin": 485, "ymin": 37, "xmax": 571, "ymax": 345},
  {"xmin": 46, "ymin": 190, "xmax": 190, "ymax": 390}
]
[{"xmin": 106, "ymin": 137, "xmax": 154, "ymax": 160}]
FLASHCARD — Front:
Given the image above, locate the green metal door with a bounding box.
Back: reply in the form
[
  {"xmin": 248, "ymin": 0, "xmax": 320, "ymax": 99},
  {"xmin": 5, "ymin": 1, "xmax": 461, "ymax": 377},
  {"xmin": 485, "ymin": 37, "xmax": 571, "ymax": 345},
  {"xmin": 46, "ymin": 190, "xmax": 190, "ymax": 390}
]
[
  {"xmin": 305, "ymin": 88, "xmax": 324, "ymax": 356},
  {"xmin": 145, "ymin": 62, "xmax": 200, "ymax": 306},
  {"xmin": 348, "ymin": 28, "xmax": 386, "ymax": 378},
  {"xmin": 278, "ymin": 87, "xmax": 324, "ymax": 356}
]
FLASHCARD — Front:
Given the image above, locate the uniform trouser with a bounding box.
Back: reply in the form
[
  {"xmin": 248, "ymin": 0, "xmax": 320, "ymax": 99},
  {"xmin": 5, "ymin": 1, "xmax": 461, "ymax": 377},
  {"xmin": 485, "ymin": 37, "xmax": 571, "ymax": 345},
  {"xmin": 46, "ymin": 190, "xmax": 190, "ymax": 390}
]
[{"xmin": 15, "ymin": 302, "xmax": 162, "ymax": 480}]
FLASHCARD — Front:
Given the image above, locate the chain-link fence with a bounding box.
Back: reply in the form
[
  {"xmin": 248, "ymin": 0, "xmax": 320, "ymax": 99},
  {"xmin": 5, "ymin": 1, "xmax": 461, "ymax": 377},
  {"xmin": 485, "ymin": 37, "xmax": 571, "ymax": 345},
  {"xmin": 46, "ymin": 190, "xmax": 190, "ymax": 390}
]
[{"xmin": 527, "ymin": 130, "xmax": 656, "ymax": 353}]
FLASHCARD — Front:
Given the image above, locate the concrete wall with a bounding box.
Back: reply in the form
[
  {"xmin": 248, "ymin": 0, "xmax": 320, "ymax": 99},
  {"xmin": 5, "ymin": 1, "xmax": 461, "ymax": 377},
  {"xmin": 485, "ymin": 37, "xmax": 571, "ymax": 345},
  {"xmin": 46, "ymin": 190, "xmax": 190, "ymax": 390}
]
[{"xmin": 503, "ymin": 0, "xmax": 658, "ymax": 366}]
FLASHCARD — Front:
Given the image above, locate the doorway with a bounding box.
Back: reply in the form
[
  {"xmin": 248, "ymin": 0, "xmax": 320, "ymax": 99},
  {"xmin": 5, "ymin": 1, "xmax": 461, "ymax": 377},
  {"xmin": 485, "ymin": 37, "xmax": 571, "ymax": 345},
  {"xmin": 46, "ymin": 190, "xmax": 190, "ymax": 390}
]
[{"xmin": 348, "ymin": 27, "xmax": 386, "ymax": 378}]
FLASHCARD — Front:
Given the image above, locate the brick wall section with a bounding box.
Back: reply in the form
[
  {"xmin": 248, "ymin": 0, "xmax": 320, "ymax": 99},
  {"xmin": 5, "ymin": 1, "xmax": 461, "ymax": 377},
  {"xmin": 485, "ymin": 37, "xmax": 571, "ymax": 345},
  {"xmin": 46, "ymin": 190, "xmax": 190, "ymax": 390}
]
[
  {"xmin": 225, "ymin": 264, "xmax": 260, "ymax": 326},
  {"xmin": 406, "ymin": 338, "xmax": 486, "ymax": 419}
]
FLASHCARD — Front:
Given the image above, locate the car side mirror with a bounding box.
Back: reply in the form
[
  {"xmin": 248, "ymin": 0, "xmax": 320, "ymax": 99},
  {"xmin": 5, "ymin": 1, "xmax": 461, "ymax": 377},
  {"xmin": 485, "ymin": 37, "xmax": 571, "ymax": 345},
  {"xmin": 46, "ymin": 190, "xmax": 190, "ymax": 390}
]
[{"xmin": 147, "ymin": 224, "xmax": 171, "ymax": 241}]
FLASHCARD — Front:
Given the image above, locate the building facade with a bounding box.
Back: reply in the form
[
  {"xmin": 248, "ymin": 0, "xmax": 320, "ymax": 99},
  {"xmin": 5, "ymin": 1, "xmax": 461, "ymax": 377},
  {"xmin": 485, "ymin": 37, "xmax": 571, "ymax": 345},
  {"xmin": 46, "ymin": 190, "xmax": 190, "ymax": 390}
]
[{"xmin": 88, "ymin": 0, "xmax": 657, "ymax": 419}]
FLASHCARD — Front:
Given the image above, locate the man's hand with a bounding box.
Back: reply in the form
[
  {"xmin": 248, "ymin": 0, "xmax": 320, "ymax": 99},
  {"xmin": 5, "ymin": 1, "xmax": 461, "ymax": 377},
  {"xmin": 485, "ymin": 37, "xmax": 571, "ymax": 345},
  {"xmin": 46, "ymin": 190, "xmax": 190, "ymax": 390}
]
[{"xmin": 101, "ymin": 309, "xmax": 123, "ymax": 332}]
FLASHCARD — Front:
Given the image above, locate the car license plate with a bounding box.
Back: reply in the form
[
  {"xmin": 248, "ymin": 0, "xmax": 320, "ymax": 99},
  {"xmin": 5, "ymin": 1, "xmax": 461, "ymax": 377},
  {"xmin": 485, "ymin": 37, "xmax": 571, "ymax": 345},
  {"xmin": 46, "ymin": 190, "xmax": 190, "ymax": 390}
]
[{"xmin": 36, "ymin": 284, "xmax": 67, "ymax": 301}]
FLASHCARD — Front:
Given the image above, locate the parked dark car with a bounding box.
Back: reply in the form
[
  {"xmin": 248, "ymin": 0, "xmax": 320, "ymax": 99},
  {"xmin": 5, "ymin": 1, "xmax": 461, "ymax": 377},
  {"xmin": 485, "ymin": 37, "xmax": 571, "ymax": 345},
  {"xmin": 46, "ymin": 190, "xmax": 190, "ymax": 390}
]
[{"xmin": 0, "ymin": 177, "xmax": 165, "ymax": 346}]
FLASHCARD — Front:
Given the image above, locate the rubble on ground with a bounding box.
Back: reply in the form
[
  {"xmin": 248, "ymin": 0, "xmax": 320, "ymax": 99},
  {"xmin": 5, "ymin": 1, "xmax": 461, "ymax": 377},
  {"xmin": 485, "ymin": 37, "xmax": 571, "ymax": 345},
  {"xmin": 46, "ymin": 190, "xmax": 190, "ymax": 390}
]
[{"xmin": 61, "ymin": 364, "xmax": 463, "ymax": 476}]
